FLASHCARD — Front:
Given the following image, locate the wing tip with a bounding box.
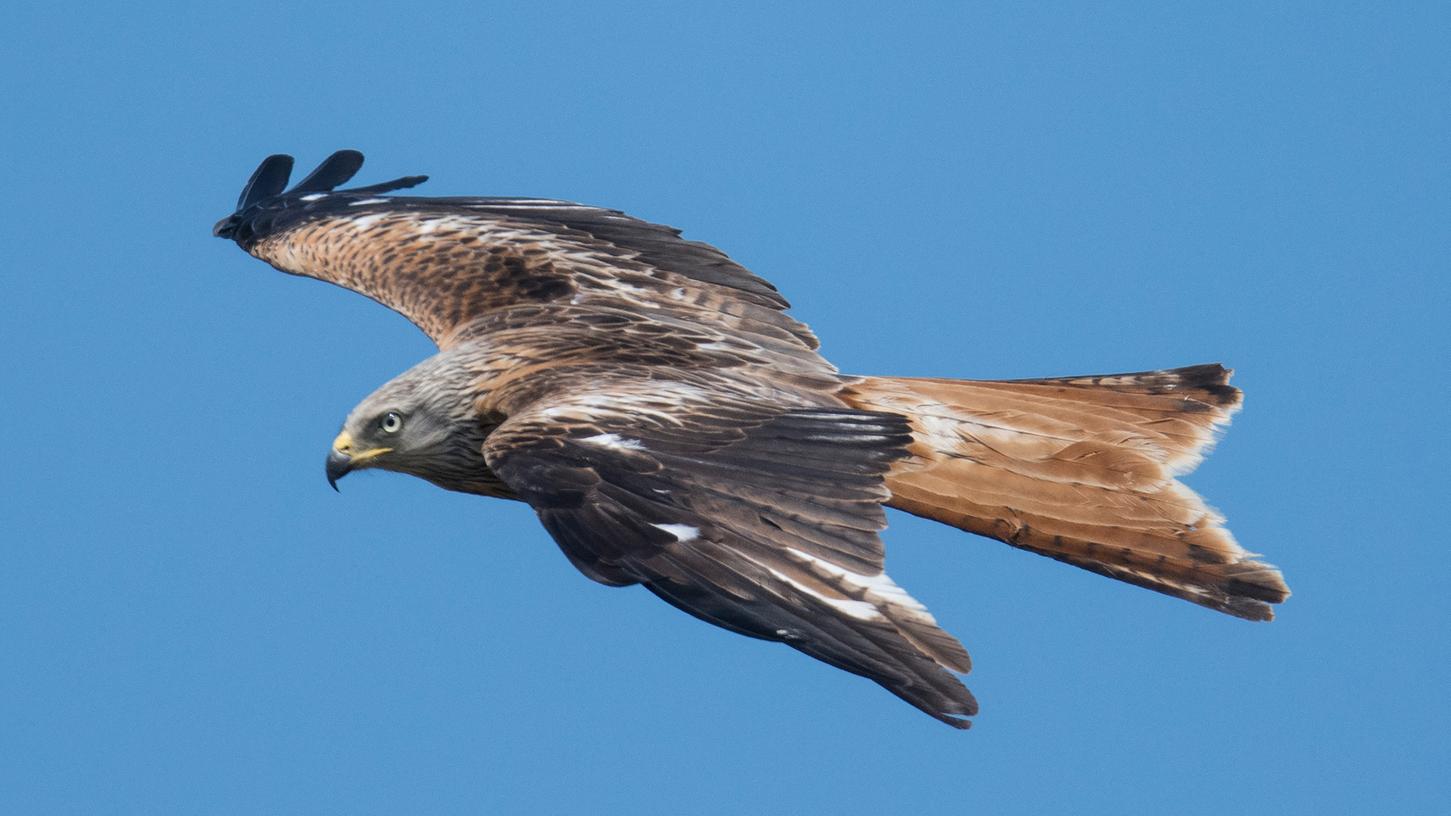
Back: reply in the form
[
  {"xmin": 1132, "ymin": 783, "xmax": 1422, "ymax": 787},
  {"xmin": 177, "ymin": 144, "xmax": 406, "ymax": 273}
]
[
  {"xmin": 917, "ymin": 685, "xmax": 978, "ymax": 729},
  {"xmin": 233, "ymin": 153, "xmax": 294, "ymax": 211},
  {"xmin": 285, "ymin": 149, "xmax": 366, "ymax": 195},
  {"xmin": 936, "ymin": 713, "xmax": 975, "ymax": 729},
  {"xmin": 213, "ymin": 149, "xmax": 430, "ymax": 244}
]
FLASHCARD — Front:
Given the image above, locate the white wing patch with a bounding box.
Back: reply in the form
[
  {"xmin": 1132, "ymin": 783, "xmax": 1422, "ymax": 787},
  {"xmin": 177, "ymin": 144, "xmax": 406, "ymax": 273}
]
[
  {"xmin": 349, "ymin": 213, "xmax": 387, "ymax": 231},
  {"xmin": 763, "ymin": 562, "xmax": 885, "ymax": 621},
  {"xmin": 580, "ymin": 433, "xmax": 645, "ymax": 451},
  {"xmin": 792, "ymin": 548, "xmax": 935, "ymax": 618},
  {"xmin": 651, "ymin": 523, "xmax": 700, "ymax": 543},
  {"xmin": 755, "ymin": 548, "xmax": 929, "ymax": 624}
]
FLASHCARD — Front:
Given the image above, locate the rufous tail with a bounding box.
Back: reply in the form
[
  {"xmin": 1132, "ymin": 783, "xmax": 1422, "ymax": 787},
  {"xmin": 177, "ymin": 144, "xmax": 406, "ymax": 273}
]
[{"xmin": 840, "ymin": 364, "xmax": 1289, "ymax": 621}]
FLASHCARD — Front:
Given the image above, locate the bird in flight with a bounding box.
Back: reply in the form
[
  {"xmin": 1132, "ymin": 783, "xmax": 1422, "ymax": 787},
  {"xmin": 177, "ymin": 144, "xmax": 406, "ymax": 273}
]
[{"xmin": 213, "ymin": 150, "xmax": 1289, "ymax": 729}]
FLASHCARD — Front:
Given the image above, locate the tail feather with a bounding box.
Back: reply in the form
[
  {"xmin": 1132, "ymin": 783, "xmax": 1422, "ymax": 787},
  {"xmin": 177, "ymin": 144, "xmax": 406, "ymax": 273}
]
[{"xmin": 841, "ymin": 364, "xmax": 1289, "ymax": 621}]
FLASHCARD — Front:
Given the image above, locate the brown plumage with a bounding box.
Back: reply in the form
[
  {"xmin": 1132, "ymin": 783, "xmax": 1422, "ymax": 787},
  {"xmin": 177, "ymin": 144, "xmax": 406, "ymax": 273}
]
[
  {"xmin": 843, "ymin": 368, "xmax": 1287, "ymax": 621},
  {"xmin": 213, "ymin": 150, "xmax": 1289, "ymax": 729}
]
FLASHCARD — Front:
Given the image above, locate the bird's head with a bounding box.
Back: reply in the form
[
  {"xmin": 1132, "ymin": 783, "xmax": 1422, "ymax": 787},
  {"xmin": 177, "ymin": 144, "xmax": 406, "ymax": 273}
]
[{"xmin": 325, "ymin": 351, "xmax": 502, "ymax": 496}]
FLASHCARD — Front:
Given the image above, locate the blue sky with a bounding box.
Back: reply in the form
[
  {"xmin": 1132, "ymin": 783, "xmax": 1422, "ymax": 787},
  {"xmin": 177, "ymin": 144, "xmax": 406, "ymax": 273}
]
[{"xmin": 3, "ymin": 2, "xmax": 1447, "ymax": 813}]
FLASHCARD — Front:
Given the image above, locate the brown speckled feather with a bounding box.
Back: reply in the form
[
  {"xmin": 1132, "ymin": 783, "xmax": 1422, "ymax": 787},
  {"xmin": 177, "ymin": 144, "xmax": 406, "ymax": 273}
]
[{"xmin": 248, "ymin": 201, "xmax": 819, "ymax": 347}]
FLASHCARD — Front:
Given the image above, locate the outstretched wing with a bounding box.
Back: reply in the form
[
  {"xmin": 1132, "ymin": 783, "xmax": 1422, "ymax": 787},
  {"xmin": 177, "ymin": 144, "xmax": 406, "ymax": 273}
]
[
  {"xmin": 482, "ymin": 381, "xmax": 978, "ymax": 728},
  {"xmin": 213, "ymin": 150, "xmax": 821, "ymax": 367}
]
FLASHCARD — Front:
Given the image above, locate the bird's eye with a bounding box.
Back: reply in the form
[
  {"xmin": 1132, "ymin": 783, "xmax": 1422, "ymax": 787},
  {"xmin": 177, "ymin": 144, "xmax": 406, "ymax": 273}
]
[{"xmin": 379, "ymin": 411, "xmax": 404, "ymax": 434}]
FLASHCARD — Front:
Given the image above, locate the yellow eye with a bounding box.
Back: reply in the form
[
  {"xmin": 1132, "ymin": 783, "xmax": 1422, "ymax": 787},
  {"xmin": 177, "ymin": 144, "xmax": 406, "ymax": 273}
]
[{"xmin": 379, "ymin": 411, "xmax": 404, "ymax": 434}]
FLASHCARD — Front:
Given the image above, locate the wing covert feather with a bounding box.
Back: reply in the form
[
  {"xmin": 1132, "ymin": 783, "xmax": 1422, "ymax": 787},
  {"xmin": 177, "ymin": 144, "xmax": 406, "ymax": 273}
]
[
  {"xmin": 482, "ymin": 385, "xmax": 978, "ymax": 728},
  {"xmin": 215, "ymin": 153, "xmax": 819, "ymax": 360}
]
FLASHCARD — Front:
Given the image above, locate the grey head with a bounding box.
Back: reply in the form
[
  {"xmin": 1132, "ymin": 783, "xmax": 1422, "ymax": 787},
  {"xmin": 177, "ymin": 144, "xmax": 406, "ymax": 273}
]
[{"xmin": 324, "ymin": 348, "xmax": 509, "ymax": 497}]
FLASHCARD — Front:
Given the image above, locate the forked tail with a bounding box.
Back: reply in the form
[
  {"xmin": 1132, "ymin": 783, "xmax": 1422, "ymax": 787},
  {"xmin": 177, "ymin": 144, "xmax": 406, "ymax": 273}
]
[{"xmin": 840, "ymin": 364, "xmax": 1289, "ymax": 620}]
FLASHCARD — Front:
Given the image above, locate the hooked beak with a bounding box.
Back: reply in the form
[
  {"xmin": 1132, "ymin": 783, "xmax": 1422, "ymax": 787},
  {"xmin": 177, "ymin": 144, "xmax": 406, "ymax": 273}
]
[
  {"xmin": 326, "ymin": 431, "xmax": 391, "ymax": 492},
  {"xmin": 325, "ymin": 448, "xmax": 353, "ymax": 492}
]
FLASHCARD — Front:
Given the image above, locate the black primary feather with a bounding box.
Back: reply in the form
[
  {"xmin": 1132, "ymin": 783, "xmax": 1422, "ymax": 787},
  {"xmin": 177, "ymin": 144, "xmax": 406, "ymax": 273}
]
[
  {"xmin": 214, "ymin": 150, "xmax": 430, "ymax": 243},
  {"xmin": 285, "ymin": 149, "xmax": 365, "ymax": 195},
  {"xmin": 344, "ymin": 174, "xmax": 430, "ymax": 195},
  {"xmin": 235, "ymin": 154, "xmax": 294, "ymax": 211}
]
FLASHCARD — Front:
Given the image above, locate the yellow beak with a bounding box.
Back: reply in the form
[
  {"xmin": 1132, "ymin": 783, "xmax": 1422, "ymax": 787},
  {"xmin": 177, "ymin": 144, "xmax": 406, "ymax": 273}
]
[{"xmin": 325, "ymin": 431, "xmax": 393, "ymax": 490}]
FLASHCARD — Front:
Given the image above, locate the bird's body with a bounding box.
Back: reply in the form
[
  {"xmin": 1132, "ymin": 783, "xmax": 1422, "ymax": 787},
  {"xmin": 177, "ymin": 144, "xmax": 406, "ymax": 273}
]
[{"xmin": 214, "ymin": 151, "xmax": 1289, "ymax": 728}]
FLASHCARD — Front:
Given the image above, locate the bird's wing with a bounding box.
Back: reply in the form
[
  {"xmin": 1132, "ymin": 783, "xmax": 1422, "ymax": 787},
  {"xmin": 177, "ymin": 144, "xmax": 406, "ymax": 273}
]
[
  {"xmin": 213, "ymin": 150, "xmax": 819, "ymax": 357},
  {"xmin": 481, "ymin": 381, "xmax": 978, "ymax": 728}
]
